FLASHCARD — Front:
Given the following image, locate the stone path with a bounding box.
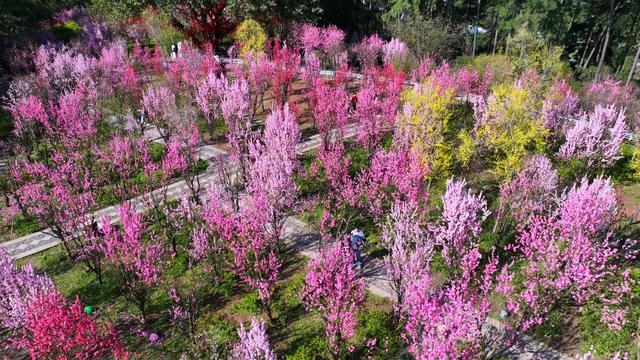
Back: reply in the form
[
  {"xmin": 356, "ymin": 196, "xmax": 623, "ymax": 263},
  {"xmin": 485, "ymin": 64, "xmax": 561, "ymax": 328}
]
[{"xmin": 282, "ymin": 217, "xmax": 574, "ymax": 360}]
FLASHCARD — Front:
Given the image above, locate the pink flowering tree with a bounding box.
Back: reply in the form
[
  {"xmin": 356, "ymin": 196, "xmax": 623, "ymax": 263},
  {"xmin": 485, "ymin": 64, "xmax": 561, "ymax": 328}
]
[
  {"xmin": 0, "ymin": 248, "xmax": 54, "ymax": 331},
  {"xmin": 558, "ymin": 104, "xmax": 627, "ymax": 173},
  {"xmin": 221, "ymin": 76, "xmax": 253, "ymax": 179},
  {"xmin": 300, "ymin": 241, "xmax": 365, "ymax": 358},
  {"xmin": 206, "ymin": 194, "xmax": 281, "ymax": 320},
  {"xmin": 8, "ymin": 291, "xmax": 127, "ymax": 360},
  {"xmin": 542, "ymin": 80, "xmax": 579, "ymax": 136},
  {"xmin": 141, "ymin": 84, "xmax": 185, "ymax": 142},
  {"xmin": 582, "ymin": 78, "xmax": 640, "ymax": 131},
  {"xmin": 247, "ymin": 104, "xmax": 301, "ymax": 244},
  {"xmin": 380, "ymin": 200, "xmax": 433, "ymax": 304},
  {"xmin": 354, "ymin": 65, "xmax": 404, "ymax": 154},
  {"xmin": 318, "ymin": 135, "xmax": 429, "ymax": 239},
  {"xmin": 382, "ymin": 38, "xmax": 408, "ymax": 66},
  {"xmin": 434, "ymin": 178, "xmax": 489, "ymax": 267},
  {"xmin": 195, "ymin": 71, "xmax": 226, "ymax": 139},
  {"xmin": 401, "ymin": 263, "xmax": 496, "ymax": 359},
  {"xmin": 495, "ymin": 215, "xmax": 624, "ymax": 333},
  {"xmin": 10, "ymin": 152, "xmax": 107, "ymax": 284},
  {"xmin": 231, "ymin": 317, "xmax": 276, "ymax": 360},
  {"xmin": 100, "ymin": 203, "xmax": 167, "ymax": 319},
  {"xmin": 558, "ymin": 175, "xmax": 618, "ymax": 237},
  {"xmin": 498, "ymin": 154, "xmax": 559, "ymax": 226}
]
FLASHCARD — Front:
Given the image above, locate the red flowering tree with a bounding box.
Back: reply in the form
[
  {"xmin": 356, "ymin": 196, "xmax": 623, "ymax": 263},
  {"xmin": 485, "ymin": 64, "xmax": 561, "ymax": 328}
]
[
  {"xmin": 9, "ymin": 291, "xmax": 127, "ymax": 360},
  {"xmin": 179, "ymin": 1, "xmax": 237, "ymax": 51}
]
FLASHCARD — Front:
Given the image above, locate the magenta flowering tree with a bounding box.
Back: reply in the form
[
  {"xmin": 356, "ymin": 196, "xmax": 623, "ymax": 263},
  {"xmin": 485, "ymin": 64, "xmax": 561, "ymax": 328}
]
[
  {"xmin": 97, "ymin": 135, "xmax": 153, "ymax": 202},
  {"xmin": 100, "ymin": 203, "xmax": 167, "ymax": 319},
  {"xmin": 456, "ymin": 68, "xmax": 493, "ymax": 97},
  {"xmin": 245, "ymin": 53, "xmax": 275, "ymax": 116},
  {"xmin": 355, "ymin": 34, "xmax": 385, "ymax": 68},
  {"xmin": 300, "ymin": 241, "xmax": 365, "ymax": 358},
  {"xmin": 498, "ymin": 154, "xmax": 559, "ymax": 225},
  {"xmin": 380, "ymin": 200, "xmax": 433, "ymax": 304},
  {"xmin": 308, "ymin": 79, "xmax": 349, "ymax": 147},
  {"xmin": 558, "ymin": 104, "xmax": 627, "ymax": 172},
  {"xmin": 0, "ymin": 248, "xmax": 54, "ymax": 331},
  {"xmin": 354, "ymin": 72, "xmax": 401, "ymax": 154},
  {"xmin": 9, "ymin": 82, "xmax": 99, "ymax": 152},
  {"xmin": 401, "ymin": 268, "xmax": 495, "ymax": 359},
  {"xmin": 434, "ymin": 178, "xmax": 489, "ymax": 267},
  {"xmin": 270, "ymin": 44, "xmax": 300, "ymax": 106},
  {"xmin": 231, "ymin": 317, "xmax": 276, "ymax": 360}
]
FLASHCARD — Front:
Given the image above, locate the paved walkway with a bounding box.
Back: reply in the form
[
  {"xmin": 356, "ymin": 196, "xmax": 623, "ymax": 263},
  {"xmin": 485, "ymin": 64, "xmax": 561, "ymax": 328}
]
[{"xmin": 283, "ymin": 217, "xmax": 574, "ymax": 360}]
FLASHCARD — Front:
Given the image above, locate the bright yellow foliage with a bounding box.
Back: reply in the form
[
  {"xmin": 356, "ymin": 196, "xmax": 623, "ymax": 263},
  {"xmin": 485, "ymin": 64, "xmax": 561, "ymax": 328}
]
[
  {"xmin": 456, "ymin": 129, "xmax": 475, "ymax": 168},
  {"xmin": 398, "ymin": 82, "xmax": 456, "ymax": 176},
  {"xmin": 631, "ymin": 143, "xmax": 640, "ymax": 179},
  {"xmin": 476, "ymin": 82, "xmax": 547, "ymax": 179},
  {"xmin": 235, "ymin": 19, "xmax": 267, "ymax": 57}
]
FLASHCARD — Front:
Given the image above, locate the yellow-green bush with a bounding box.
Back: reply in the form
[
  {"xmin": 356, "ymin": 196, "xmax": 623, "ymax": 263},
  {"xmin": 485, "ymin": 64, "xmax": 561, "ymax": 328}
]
[
  {"xmin": 234, "ymin": 19, "xmax": 267, "ymax": 57},
  {"xmin": 476, "ymin": 82, "xmax": 547, "ymax": 179},
  {"xmin": 508, "ymin": 27, "xmax": 569, "ymax": 85},
  {"xmin": 456, "ymin": 54, "xmax": 514, "ymax": 86},
  {"xmin": 398, "ymin": 82, "xmax": 456, "ymax": 176},
  {"xmin": 631, "ymin": 143, "xmax": 640, "ymax": 179}
]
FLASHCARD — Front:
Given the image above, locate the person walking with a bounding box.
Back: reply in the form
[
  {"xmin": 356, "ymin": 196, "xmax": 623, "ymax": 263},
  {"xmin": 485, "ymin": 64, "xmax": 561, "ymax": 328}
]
[{"xmin": 350, "ymin": 228, "xmax": 365, "ymax": 269}]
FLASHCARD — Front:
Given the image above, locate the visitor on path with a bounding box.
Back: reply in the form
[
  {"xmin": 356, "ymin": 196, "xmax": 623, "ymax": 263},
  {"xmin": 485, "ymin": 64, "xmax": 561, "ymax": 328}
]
[
  {"xmin": 350, "ymin": 228, "xmax": 365, "ymax": 269},
  {"xmin": 171, "ymin": 43, "xmax": 178, "ymax": 59}
]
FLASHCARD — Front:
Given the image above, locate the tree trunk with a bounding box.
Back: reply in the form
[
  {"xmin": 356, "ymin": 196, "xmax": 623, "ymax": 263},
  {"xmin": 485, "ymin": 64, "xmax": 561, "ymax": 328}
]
[
  {"xmin": 595, "ymin": 0, "xmax": 616, "ymax": 80},
  {"xmin": 492, "ymin": 17, "xmax": 499, "ymax": 55},
  {"xmin": 472, "ymin": 0, "xmax": 481, "ymax": 57},
  {"xmin": 626, "ymin": 41, "xmax": 640, "ymax": 87},
  {"xmin": 578, "ymin": 25, "xmax": 595, "ymax": 68}
]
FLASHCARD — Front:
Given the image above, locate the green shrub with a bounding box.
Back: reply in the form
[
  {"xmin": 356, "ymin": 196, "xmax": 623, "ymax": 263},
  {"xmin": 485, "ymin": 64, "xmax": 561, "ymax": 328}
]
[
  {"xmin": 355, "ymin": 309, "xmax": 402, "ymax": 357},
  {"xmin": 385, "ymin": 16, "xmax": 465, "ymax": 61},
  {"xmin": 14, "ymin": 217, "xmax": 41, "ymax": 236},
  {"xmin": 51, "ymin": 20, "xmax": 82, "ymax": 42},
  {"xmin": 228, "ymin": 292, "xmax": 262, "ymax": 315}
]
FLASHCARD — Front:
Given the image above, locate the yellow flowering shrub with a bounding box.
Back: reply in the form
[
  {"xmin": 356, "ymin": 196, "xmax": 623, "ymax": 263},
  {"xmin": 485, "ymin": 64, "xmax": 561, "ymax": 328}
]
[
  {"xmin": 234, "ymin": 19, "xmax": 267, "ymax": 57},
  {"xmin": 476, "ymin": 82, "xmax": 547, "ymax": 179},
  {"xmin": 398, "ymin": 82, "xmax": 456, "ymax": 176}
]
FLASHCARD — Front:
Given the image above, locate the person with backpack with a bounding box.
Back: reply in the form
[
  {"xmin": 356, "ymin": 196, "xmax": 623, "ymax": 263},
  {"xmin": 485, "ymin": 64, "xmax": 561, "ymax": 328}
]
[{"xmin": 350, "ymin": 228, "xmax": 365, "ymax": 269}]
